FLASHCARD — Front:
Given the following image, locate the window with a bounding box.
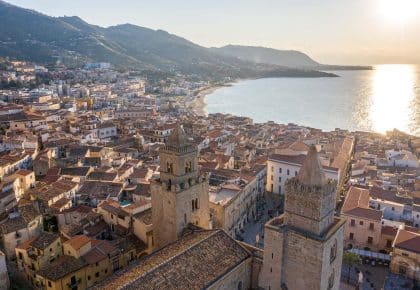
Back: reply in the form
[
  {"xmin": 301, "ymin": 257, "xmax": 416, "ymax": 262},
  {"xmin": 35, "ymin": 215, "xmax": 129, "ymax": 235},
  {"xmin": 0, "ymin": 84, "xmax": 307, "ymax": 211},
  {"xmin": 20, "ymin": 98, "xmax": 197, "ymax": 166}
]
[
  {"xmin": 330, "ymin": 239, "xmax": 337, "ymax": 263},
  {"xmin": 278, "ymin": 177, "xmax": 281, "ymax": 182},
  {"xmin": 48, "ymin": 281, "xmax": 52, "ymax": 287},
  {"xmin": 237, "ymin": 281, "xmax": 243, "ymax": 290},
  {"xmin": 350, "ymin": 219, "xmax": 355, "ymax": 226},
  {"xmin": 349, "ymin": 233, "xmax": 354, "ymax": 240},
  {"xmin": 95, "ymin": 272, "xmax": 99, "ymax": 278},
  {"xmin": 272, "ymin": 253, "xmax": 274, "ymax": 259},
  {"xmin": 185, "ymin": 161, "xmax": 192, "ymax": 173},
  {"xmin": 18, "ymin": 252, "xmax": 23, "ymax": 259},
  {"xmin": 271, "ymin": 175, "xmax": 273, "ymax": 181},
  {"xmin": 295, "ymin": 171, "xmax": 298, "ymax": 177},
  {"xmin": 399, "ymin": 265, "xmax": 407, "ymax": 275},
  {"xmin": 402, "ymin": 252, "xmax": 409, "ymax": 257},
  {"xmin": 278, "ymin": 186, "xmax": 281, "ymax": 193},
  {"xmin": 192, "ymin": 200, "xmax": 195, "ymax": 211},
  {"xmin": 184, "ymin": 213, "xmax": 187, "ymax": 224},
  {"xmin": 328, "ymin": 269, "xmax": 335, "ymax": 289},
  {"xmin": 287, "ymin": 169, "xmax": 290, "ymax": 175},
  {"xmin": 87, "ymin": 276, "xmax": 91, "ymax": 281},
  {"xmin": 279, "ymin": 168, "xmax": 282, "ymax": 173},
  {"xmin": 369, "ymin": 223, "xmax": 374, "ymax": 230},
  {"xmin": 359, "ymin": 221, "xmax": 364, "ymax": 226},
  {"xmin": 392, "ymin": 207, "xmax": 395, "ymax": 211},
  {"xmin": 195, "ymin": 198, "xmax": 199, "ymax": 209},
  {"xmin": 271, "ymin": 166, "xmax": 274, "ymax": 172},
  {"xmin": 70, "ymin": 276, "xmax": 76, "ymax": 287},
  {"xmin": 386, "ymin": 239, "xmax": 392, "ymax": 248},
  {"xmin": 367, "ymin": 237, "xmax": 373, "ymax": 244}
]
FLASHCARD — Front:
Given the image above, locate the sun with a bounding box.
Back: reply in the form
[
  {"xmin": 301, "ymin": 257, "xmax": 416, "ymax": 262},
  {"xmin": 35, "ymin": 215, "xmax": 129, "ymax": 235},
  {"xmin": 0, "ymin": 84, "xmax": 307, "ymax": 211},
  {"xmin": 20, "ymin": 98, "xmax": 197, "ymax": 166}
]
[{"xmin": 379, "ymin": 0, "xmax": 420, "ymax": 24}]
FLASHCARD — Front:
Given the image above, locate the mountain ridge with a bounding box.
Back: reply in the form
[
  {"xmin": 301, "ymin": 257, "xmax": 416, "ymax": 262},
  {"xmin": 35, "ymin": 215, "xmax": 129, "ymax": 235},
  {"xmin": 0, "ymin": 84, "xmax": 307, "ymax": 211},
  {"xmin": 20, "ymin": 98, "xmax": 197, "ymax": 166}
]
[
  {"xmin": 0, "ymin": 1, "xmax": 344, "ymax": 79},
  {"xmin": 211, "ymin": 45, "xmax": 371, "ymax": 71}
]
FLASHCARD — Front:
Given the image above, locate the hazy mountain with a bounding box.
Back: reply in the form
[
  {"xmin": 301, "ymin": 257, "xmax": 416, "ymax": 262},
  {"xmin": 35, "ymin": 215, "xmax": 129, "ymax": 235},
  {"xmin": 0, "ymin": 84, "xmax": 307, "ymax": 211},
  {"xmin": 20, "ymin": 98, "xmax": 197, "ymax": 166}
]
[
  {"xmin": 211, "ymin": 45, "xmax": 371, "ymax": 71},
  {"xmin": 0, "ymin": 1, "xmax": 339, "ymax": 78},
  {"xmin": 210, "ymin": 45, "xmax": 320, "ymax": 67}
]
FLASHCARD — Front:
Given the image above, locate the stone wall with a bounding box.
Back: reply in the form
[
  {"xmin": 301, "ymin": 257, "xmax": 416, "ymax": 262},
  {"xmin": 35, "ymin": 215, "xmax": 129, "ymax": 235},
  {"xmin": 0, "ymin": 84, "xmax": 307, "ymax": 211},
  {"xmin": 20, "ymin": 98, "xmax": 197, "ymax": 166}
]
[
  {"xmin": 207, "ymin": 258, "xmax": 252, "ymax": 290},
  {"xmin": 0, "ymin": 251, "xmax": 9, "ymax": 290},
  {"xmin": 258, "ymin": 222, "xmax": 284, "ymax": 290}
]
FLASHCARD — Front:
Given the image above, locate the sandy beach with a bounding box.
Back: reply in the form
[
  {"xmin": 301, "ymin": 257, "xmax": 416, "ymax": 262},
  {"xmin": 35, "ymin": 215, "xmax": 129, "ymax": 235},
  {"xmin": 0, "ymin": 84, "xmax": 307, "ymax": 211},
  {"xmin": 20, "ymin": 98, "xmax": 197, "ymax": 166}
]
[
  {"xmin": 191, "ymin": 83, "xmax": 236, "ymax": 116},
  {"xmin": 191, "ymin": 86, "xmax": 221, "ymax": 116}
]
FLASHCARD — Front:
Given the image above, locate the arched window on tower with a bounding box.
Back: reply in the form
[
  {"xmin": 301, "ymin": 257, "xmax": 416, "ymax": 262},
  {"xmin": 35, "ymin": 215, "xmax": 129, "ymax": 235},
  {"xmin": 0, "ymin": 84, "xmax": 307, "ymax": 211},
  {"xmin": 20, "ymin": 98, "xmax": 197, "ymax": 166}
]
[
  {"xmin": 195, "ymin": 198, "xmax": 199, "ymax": 209},
  {"xmin": 167, "ymin": 161, "xmax": 174, "ymax": 174},
  {"xmin": 330, "ymin": 239, "xmax": 337, "ymax": 263},
  {"xmin": 237, "ymin": 281, "xmax": 243, "ymax": 290},
  {"xmin": 328, "ymin": 269, "xmax": 335, "ymax": 289},
  {"xmin": 185, "ymin": 160, "xmax": 192, "ymax": 173},
  {"xmin": 192, "ymin": 200, "xmax": 195, "ymax": 211}
]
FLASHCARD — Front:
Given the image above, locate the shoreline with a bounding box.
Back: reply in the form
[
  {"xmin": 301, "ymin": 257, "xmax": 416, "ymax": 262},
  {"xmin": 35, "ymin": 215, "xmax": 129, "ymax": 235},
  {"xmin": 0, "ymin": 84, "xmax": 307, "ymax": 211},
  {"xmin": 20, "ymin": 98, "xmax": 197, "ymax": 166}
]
[{"xmin": 191, "ymin": 83, "xmax": 235, "ymax": 116}]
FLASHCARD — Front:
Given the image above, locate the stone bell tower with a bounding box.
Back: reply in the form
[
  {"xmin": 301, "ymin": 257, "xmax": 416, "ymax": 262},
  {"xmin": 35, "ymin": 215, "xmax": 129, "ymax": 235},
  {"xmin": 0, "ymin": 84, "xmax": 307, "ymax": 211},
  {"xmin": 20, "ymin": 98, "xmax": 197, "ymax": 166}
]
[
  {"xmin": 151, "ymin": 125, "xmax": 210, "ymax": 249},
  {"xmin": 259, "ymin": 145, "xmax": 345, "ymax": 290}
]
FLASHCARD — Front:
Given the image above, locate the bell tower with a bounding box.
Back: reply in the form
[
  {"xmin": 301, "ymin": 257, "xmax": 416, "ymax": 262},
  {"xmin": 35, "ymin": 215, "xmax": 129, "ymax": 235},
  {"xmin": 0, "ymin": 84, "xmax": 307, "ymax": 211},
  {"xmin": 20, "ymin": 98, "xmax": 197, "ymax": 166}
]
[
  {"xmin": 151, "ymin": 125, "xmax": 210, "ymax": 249},
  {"xmin": 259, "ymin": 146, "xmax": 345, "ymax": 290}
]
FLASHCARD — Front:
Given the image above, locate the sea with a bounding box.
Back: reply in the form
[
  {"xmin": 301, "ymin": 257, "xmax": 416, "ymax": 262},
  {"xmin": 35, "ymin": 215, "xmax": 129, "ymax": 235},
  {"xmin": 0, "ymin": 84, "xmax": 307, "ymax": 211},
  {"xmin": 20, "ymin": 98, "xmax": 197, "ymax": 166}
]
[{"xmin": 205, "ymin": 64, "xmax": 420, "ymax": 136}]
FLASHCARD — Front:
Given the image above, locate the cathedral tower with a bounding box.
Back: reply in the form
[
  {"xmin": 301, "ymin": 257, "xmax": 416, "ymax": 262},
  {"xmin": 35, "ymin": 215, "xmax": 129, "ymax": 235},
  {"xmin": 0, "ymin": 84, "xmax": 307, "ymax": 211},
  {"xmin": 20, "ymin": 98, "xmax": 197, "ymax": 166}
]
[
  {"xmin": 151, "ymin": 125, "xmax": 210, "ymax": 249},
  {"xmin": 259, "ymin": 146, "xmax": 345, "ymax": 290}
]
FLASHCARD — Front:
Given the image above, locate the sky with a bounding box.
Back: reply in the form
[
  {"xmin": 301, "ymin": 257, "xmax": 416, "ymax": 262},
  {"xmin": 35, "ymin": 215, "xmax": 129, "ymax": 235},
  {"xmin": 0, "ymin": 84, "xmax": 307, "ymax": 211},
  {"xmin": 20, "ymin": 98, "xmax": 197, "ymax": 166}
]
[{"xmin": 6, "ymin": 0, "xmax": 420, "ymax": 65}]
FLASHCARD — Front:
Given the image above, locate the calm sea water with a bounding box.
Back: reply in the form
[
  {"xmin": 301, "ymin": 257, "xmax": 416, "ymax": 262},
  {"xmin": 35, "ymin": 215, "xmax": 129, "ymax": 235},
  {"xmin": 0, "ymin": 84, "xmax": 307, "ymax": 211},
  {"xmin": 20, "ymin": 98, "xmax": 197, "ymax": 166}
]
[{"xmin": 205, "ymin": 64, "xmax": 420, "ymax": 136}]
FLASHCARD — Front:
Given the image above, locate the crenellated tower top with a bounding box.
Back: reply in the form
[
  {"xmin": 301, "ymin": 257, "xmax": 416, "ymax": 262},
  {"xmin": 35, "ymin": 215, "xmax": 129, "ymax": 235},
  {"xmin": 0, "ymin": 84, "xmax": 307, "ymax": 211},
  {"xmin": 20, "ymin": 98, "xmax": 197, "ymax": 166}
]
[{"xmin": 284, "ymin": 145, "xmax": 337, "ymax": 236}]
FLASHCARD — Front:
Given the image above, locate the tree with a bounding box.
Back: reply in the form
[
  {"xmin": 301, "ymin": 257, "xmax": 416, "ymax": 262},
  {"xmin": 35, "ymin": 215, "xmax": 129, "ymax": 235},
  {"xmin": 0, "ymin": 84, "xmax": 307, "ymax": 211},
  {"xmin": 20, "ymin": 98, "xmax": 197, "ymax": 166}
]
[{"xmin": 342, "ymin": 252, "xmax": 361, "ymax": 283}]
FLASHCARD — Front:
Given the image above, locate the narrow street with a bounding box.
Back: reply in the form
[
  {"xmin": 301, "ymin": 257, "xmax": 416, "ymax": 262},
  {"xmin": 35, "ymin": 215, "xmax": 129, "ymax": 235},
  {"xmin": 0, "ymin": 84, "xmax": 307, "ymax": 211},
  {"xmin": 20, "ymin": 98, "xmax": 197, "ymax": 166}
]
[{"xmin": 241, "ymin": 192, "xmax": 283, "ymax": 248}]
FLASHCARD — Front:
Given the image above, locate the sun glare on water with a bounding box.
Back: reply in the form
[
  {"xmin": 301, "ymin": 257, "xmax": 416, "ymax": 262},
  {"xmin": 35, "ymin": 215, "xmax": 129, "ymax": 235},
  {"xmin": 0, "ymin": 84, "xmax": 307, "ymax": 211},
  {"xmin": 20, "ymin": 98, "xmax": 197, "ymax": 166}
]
[
  {"xmin": 370, "ymin": 65, "xmax": 416, "ymax": 134},
  {"xmin": 379, "ymin": 0, "xmax": 420, "ymax": 24}
]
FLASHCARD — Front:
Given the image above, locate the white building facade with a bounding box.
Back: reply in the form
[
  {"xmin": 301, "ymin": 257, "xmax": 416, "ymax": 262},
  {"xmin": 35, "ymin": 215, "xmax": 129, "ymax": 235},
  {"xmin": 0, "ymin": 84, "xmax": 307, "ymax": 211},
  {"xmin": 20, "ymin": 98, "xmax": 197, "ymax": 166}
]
[{"xmin": 266, "ymin": 154, "xmax": 339, "ymax": 194}]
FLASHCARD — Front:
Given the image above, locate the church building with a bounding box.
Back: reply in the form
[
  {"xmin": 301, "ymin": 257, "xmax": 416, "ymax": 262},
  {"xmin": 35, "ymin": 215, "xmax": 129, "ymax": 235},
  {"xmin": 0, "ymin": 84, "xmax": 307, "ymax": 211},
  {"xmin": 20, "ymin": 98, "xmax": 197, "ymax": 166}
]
[{"xmin": 96, "ymin": 130, "xmax": 345, "ymax": 290}]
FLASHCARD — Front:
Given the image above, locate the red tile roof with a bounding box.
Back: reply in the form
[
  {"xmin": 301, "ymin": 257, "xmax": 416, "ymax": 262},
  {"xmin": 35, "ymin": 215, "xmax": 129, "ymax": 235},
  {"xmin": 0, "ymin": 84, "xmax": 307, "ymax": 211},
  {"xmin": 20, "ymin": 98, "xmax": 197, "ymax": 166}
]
[{"xmin": 394, "ymin": 228, "xmax": 420, "ymax": 254}]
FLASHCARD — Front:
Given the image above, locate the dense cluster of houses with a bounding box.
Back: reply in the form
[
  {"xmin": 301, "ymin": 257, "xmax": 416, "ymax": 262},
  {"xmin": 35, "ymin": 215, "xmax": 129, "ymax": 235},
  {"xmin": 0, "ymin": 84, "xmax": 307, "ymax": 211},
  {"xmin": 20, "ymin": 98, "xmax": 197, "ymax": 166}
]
[{"xmin": 0, "ymin": 59, "xmax": 418, "ymax": 289}]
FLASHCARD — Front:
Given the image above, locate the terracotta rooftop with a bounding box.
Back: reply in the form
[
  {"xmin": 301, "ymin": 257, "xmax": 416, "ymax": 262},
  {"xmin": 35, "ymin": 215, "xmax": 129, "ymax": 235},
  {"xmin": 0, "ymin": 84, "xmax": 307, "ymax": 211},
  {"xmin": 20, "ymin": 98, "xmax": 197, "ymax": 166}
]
[
  {"xmin": 14, "ymin": 169, "xmax": 33, "ymax": 176},
  {"xmin": 341, "ymin": 186, "xmax": 383, "ymax": 221},
  {"xmin": 381, "ymin": 225, "xmax": 399, "ymax": 237},
  {"xmin": 394, "ymin": 228, "xmax": 420, "ymax": 254},
  {"xmin": 30, "ymin": 232, "xmax": 60, "ymax": 250},
  {"xmin": 64, "ymin": 235, "xmax": 91, "ymax": 251},
  {"xmin": 92, "ymin": 229, "xmax": 250, "ymax": 290},
  {"xmin": 38, "ymin": 255, "xmax": 87, "ymax": 281},
  {"xmin": 288, "ymin": 140, "xmax": 309, "ymax": 152},
  {"xmin": 82, "ymin": 240, "xmax": 118, "ymax": 265}
]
